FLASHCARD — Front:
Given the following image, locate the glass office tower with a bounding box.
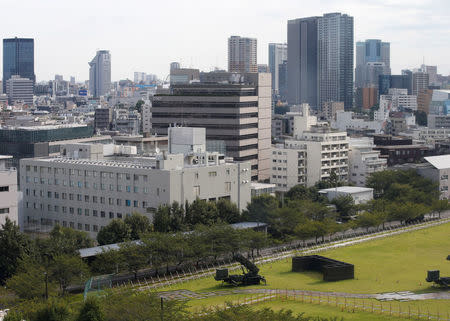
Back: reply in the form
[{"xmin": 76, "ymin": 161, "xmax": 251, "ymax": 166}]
[{"xmin": 3, "ymin": 37, "xmax": 35, "ymax": 92}]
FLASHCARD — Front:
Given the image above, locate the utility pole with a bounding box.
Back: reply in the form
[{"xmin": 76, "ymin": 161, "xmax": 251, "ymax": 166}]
[{"xmin": 160, "ymin": 297, "xmax": 164, "ymax": 321}]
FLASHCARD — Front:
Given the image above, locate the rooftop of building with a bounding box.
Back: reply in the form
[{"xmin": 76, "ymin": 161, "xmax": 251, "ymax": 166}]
[
  {"xmin": 374, "ymin": 144, "xmax": 429, "ymax": 150},
  {"xmin": 319, "ymin": 186, "xmax": 374, "ymax": 194},
  {"xmin": 250, "ymin": 182, "xmax": 276, "ymax": 190},
  {"xmin": 0, "ymin": 123, "xmax": 90, "ymax": 131},
  {"xmin": 424, "ymin": 155, "xmax": 450, "ymax": 170},
  {"xmin": 0, "ymin": 155, "xmax": 13, "ymax": 160}
]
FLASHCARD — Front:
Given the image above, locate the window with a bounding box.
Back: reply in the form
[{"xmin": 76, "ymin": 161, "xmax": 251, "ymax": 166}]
[
  {"xmin": 84, "ymin": 182, "xmax": 89, "ymax": 188},
  {"xmin": 101, "ymin": 211, "xmax": 105, "ymax": 218},
  {"xmin": 110, "ymin": 184, "xmax": 114, "ymax": 191},
  {"xmin": 62, "ymin": 206, "xmax": 67, "ymax": 213},
  {"xmin": 78, "ymin": 181, "xmax": 82, "ymax": 188},
  {"xmin": 143, "ymin": 187, "xmax": 149, "ymax": 194},
  {"xmin": 54, "ymin": 179, "xmax": 59, "ymax": 185},
  {"xmin": 193, "ymin": 186, "xmax": 200, "ymax": 196},
  {"xmin": 209, "ymin": 171, "xmax": 217, "ymax": 177},
  {"xmin": 100, "ymin": 197, "xmax": 105, "ymax": 204},
  {"xmin": 101, "ymin": 184, "xmax": 105, "ymax": 190},
  {"xmin": 77, "ymin": 194, "xmax": 82, "ymax": 201},
  {"xmin": 225, "ymin": 182, "xmax": 231, "ymax": 192},
  {"xmin": 93, "ymin": 183, "xmax": 98, "ymax": 189},
  {"xmin": 69, "ymin": 194, "xmax": 74, "ymax": 200},
  {"xmin": 85, "ymin": 195, "xmax": 89, "ymax": 202},
  {"xmin": 54, "ymin": 192, "xmax": 59, "ymax": 199},
  {"xmin": 143, "ymin": 175, "xmax": 148, "ymax": 182},
  {"xmin": 195, "ymin": 173, "xmax": 199, "ymax": 179},
  {"xmin": 69, "ymin": 207, "xmax": 74, "ymax": 214},
  {"xmin": 109, "ymin": 198, "xmax": 114, "ymax": 205},
  {"xmin": 134, "ymin": 186, "xmax": 138, "ymax": 193},
  {"xmin": 77, "ymin": 223, "xmax": 82, "ymax": 230},
  {"xmin": 142, "ymin": 201, "xmax": 148, "ymax": 208},
  {"xmin": 133, "ymin": 200, "xmax": 138, "ymax": 207},
  {"xmin": 54, "ymin": 206, "xmax": 59, "ymax": 212},
  {"xmin": 109, "ymin": 212, "xmax": 114, "ymax": 219},
  {"xmin": 126, "ymin": 186, "xmax": 131, "ymax": 192},
  {"xmin": 117, "ymin": 213, "xmax": 123, "ymax": 219},
  {"xmin": 117, "ymin": 185, "xmax": 122, "ymax": 192},
  {"xmin": 134, "ymin": 174, "xmax": 139, "ymax": 181},
  {"xmin": 93, "ymin": 210, "xmax": 98, "ymax": 217},
  {"xmin": 126, "ymin": 174, "xmax": 131, "ymax": 180},
  {"xmin": 92, "ymin": 196, "xmax": 98, "ymax": 203},
  {"xmin": 85, "ymin": 209, "xmax": 89, "ymax": 216},
  {"xmin": 93, "ymin": 225, "xmax": 98, "ymax": 232},
  {"xmin": 0, "ymin": 208, "xmax": 10, "ymax": 214},
  {"xmin": 47, "ymin": 191, "xmax": 52, "ymax": 198},
  {"xmin": 117, "ymin": 199, "xmax": 122, "ymax": 206},
  {"xmin": 125, "ymin": 200, "xmax": 131, "ymax": 207},
  {"xmin": 77, "ymin": 208, "xmax": 82, "ymax": 215}
]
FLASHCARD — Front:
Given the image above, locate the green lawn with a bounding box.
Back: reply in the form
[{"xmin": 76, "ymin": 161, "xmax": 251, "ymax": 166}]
[{"xmin": 159, "ymin": 222, "xmax": 450, "ymax": 294}]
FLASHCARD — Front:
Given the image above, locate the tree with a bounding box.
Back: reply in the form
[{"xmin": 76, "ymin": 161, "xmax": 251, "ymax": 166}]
[
  {"xmin": 415, "ymin": 110, "xmax": 427, "ymax": 126},
  {"xmin": 102, "ymin": 289, "xmax": 187, "ymax": 321},
  {"xmin": 431, "ymin": 199, "xmax": 450, "ymax": 218},
  {"xmin": 6, "ymin": 259, "xmax": 56, "ymax": 300},
  {"xmin": 32, "ymin": 301, "xmax": 71, "ymax": 321},
  {"xmin": 285, "ymin": 185, "xmax": 310, "ymax": 200},
  {"xmin": 124, "ymin": 213, "xmax": 151, "ymax": 240},
  {"xmin": 97, "ymin": 219, "xmax": 131, "ymax": 245},
  {"xmin": 142, "ymin": 233, "xmax": 177, "ymax": 275},
  {"xmin": 76, "ymin": 297, "xmax": 105, "ymax": 321},
  {"xmin": 331, "ymin": 195, "xmax": 355, "ymax": 221},
  {"xmin": 153, "ymin": 202, "xmax": 186, "ymax": 232},
  {"xmin": 91, "ymin": 249, "xmax": 125, "ymax": 275},
  {"xmin": 242, "ymin": 194, "xmax": 279, "ymax": 223},
  {"xmin": 119, "ymin": 242, "xmax": 148, "ymax": 280},
  {"xmin": 45, "ymin": 225, "xmax": 93, "ymax": 257},
  {"xmin": 185, "ymin": 198, "xmax": 218, "ymax": 226},
  {"xmin": 243, "ymin": 229, "xmax": 268, "ymax": 257},
  {"xmin": 50, "ymin": 255, "xmax": 89, "ymax": 295},
  {"xmin": 0, "ymin": 218, "xmax": 33, "ymax": 284},
  {"xmin": 216, "ymin": 198, "xmax": 240, "ymax": 223},
  {"xmin": 355, "ymin": 211, "xmax": 383, "ymax": 232},
  {"xmin": 134, "ymin": 99, "xmax": 145, "ymax": 113},
  {"xmin": 267, "ymin": 207, "xmax": 306, "ymax": 240}
]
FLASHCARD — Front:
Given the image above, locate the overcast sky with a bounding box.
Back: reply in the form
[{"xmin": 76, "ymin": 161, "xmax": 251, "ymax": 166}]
[{"xmin": 1, "ymin": 0, "xmax": 449, "ymax": 82}]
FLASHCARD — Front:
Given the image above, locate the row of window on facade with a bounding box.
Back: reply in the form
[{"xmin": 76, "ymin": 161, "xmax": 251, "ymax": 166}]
[
  {"xmin": 26, "ymin": 197, "xmax": 149, "ymax": 210},
  {"xmin": 40, "ymin": 218, "xmax": 102, "ymax": 232},
  {"xmin": 25, "ymin": 166, "xmax": 149, "ymax": 181},
  {"xmin": 28, "ymin": 204, "xmax": 151, "ymax": 218},
  {"xmin": 25, "ymin": 179, "xmax": 156, "ymax": 194}
]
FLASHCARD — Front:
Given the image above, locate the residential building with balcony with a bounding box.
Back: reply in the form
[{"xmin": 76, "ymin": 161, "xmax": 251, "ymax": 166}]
[{"xmin": 348, "ymin": 137, "xmax": 387, "ymax": 186}]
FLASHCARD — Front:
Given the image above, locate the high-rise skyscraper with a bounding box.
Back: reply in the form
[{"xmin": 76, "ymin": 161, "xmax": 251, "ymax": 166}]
[
  {"xmin": 318, "ymin": 13, "xmax": 354, "ymax": 110},
  {"xmin": 355, "ymin": 39, "xmax": 390, "ymax": 88},
  {"xmin": 228, "ymin": 36, "xmax": 257, "ymax": 73},
  {"xmin": 268, "ymin": 43, "xmax": 287, "ymax": 95},
  {"xmin": 88, "ymin": 50, "xmax": 111, "ymax": 98},
  {"xmin": 2, "ymin": 37, "xmax": 35, "ymax": 93},
  {"xmin": 287, "ymin": 17, "xmax": 319, "ymax": 108}
]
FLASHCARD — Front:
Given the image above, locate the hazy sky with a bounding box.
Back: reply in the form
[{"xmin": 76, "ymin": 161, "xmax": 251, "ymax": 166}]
[{"xmin": 1, "ymin": 0, "xmax": 449, "ymax": 82}]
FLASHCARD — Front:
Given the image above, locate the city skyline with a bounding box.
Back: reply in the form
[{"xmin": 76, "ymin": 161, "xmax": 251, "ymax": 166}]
[{"xmin": 0, "ymin": 0, "xmax": 449, "ymax": 82}]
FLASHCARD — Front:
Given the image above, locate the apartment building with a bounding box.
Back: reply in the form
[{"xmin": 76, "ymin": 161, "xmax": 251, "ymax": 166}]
[
  {"xmin": 271, "ymin": 105, "xmax": 348, "ymax": 191},
  {"xmin": 0, "ymin": 156, "xmax": 18, "ymax": 227},
  {"xmin": 348, "ymin": 137, "xmax": 387, "ymax": 186},
  {"xmin": 20, "ymin": 128, "xmax": 251, "ymax": 237},
  {"xmin": 151, "ymin": 72, "xmax": 271, "ymax": 181}
]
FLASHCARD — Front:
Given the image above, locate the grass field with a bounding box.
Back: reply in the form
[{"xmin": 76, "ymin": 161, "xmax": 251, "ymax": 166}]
[
  {"xmin": 159, "ymin": 222, "xmax": 450, "ymax": 294},
  {"xmin": 156, "ymin": 222, "xmax": 450, "ymax": 320}
]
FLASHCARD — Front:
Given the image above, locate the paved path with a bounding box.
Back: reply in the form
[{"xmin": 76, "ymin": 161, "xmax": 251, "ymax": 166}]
[{"xmin": 158, "ymin": 288, "xmax": 450, "ymax": 302}]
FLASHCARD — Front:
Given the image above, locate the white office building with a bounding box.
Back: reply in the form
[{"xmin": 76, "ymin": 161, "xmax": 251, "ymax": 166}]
[
  {"xmin": 0, "ymin": 156, "xmax": 19, "ymax": 227},
  {"xmin": 348, "ymin": 137, "xmax": 387, "ymax": 186},
  {"xmin": 20, "ymin": 127, "xmax": 251, "ymax": 237}
]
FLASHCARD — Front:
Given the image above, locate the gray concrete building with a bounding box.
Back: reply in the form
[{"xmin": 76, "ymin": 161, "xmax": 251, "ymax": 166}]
[
  {"xmin": 151, "ymin": 72, "xmax": 271, "ymax": 181},
  {"xmin": 94, "ymin": 107, "xmax": 112, "ymax": 131},
  {"xmin": 20, "ymin": 128, "xmax": 251, "ymax": 237},
  {"xmin": 89, "ymin": 50, "xmax": 111, "ymax": 98},
  {"xmin": 318, "ymin": 13, "xmax": 354, "ymax": 110},
  {"xmin": 228, "ymin": 36, "xmax": 257, "ymax": 73},
  {"xmin": 268, "ymin": 43, "xmax": 287, "ymax": 94},
  {"xmin": 6, "ymin": 75, "xmax": 34, "ymax": 106}
]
